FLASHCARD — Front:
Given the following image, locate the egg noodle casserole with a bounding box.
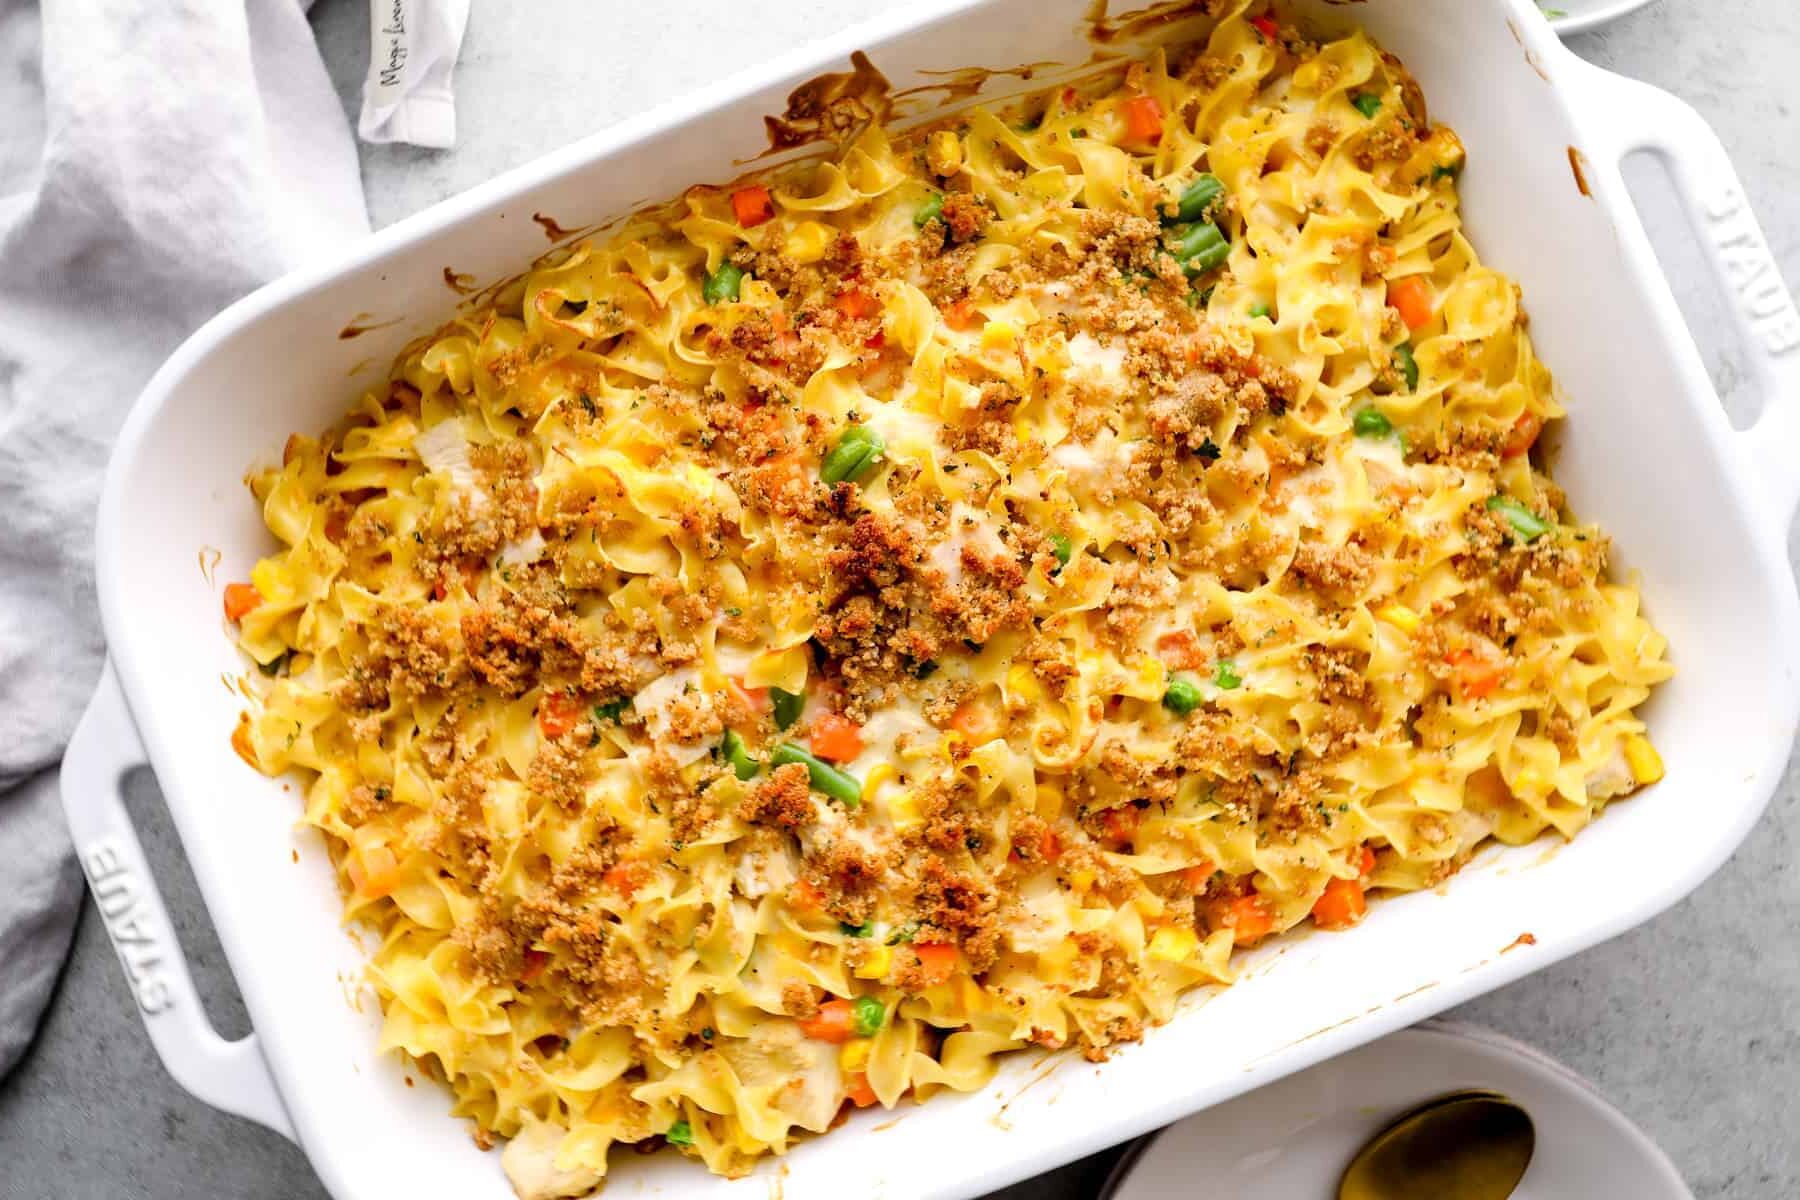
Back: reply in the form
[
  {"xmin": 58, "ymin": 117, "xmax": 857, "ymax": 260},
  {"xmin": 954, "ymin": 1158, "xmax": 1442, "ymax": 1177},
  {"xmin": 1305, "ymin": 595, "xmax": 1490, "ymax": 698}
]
[{"xmin": 226, "ymin": 3, "xmax": 1672, "ymax": 1193}]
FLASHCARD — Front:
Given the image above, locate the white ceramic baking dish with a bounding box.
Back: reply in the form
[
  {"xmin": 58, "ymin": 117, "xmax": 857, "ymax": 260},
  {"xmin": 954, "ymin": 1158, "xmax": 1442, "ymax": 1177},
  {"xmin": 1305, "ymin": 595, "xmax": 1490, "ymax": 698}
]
[{"xmin": 62, "ymin": 1, "xmax": 1800, "ymax": 1197}]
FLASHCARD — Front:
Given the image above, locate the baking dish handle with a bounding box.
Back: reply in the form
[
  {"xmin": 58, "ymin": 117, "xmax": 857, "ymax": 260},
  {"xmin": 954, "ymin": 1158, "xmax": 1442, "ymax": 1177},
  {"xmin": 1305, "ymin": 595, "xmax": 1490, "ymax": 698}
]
[
  {"xmin": 1571, "ymin": 63, "xmax": 1800, "ymax": 534},
  {"xmin": 59, "ymin": 659, "xmax": 296, "ymax": 1141}
]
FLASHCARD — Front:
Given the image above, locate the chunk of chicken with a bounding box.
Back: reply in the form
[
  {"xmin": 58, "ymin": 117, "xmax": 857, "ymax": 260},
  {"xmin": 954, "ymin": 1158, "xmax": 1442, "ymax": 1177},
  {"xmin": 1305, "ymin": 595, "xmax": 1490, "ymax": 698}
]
[{"xmin": 501, "ymin": 1121, "xmax": 602, "ymax": 1200}]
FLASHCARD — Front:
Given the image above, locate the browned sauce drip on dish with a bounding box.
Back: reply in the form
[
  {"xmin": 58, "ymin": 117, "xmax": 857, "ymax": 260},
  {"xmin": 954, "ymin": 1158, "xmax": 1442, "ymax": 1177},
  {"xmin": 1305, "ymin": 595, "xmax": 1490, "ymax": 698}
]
[
  {"xmin": 891, "ymin": 61, "xmax": 1063, "ymax": 106},
  {"xmin": 762, "ymin": 50, "xmax": 895, "ymax": 153},
  {"xmin": 442, "ymin": 267, "xmax": 477, "ymax": 294},
  {"xmin": 337, "ymin": 314, "xmax": 401, "ymax": 340},
  {"xmin": 532, "ymin": 212, "xmax": 575, "ymax": 241}
]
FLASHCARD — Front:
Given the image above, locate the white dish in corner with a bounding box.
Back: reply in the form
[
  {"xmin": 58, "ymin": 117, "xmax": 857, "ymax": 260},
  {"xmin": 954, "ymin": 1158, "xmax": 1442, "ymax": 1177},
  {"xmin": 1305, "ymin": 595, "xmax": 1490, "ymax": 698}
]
[
  {"xmin": 1103, "ymin": 1021, "xmax": 1693, "ymax": 1200},
  {"xmin": 1550, "ymin": 0, "xmax": 1659, "ymax": 36}
]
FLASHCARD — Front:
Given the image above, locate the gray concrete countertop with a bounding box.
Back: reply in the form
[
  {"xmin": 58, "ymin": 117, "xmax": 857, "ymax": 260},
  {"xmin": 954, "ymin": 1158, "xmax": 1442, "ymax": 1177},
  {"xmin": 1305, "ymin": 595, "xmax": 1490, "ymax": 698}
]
[{"xmin": 2, "ymin": 2, "xmax": 1796, "ymax": 1197}]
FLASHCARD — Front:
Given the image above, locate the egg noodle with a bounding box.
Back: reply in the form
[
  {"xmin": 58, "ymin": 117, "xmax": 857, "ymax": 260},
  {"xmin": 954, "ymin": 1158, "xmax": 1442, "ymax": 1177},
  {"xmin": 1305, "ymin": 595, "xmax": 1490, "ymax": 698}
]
[{"xmin": 229, "ymin": 5, "xmax": 1672, "ymax": 1193}]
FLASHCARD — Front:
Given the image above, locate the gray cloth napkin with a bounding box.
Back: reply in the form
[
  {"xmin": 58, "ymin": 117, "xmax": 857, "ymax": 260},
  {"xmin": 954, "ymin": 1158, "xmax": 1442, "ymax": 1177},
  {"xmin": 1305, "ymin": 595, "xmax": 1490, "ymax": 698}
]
[{"xmin": 0, "ymin": 0, "xmax": 367, "ymax": 1077}]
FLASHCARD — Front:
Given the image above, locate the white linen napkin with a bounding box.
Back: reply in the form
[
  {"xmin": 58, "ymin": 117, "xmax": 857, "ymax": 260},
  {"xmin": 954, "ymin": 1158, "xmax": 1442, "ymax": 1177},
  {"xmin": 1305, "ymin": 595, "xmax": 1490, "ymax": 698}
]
[
  {"xmin": 0, "ymin": 0, "xmax": 368, "ymax": 1077},
  {"xmin": 358, "ymin": 0, "xmax": 473, "ymax": 148}
]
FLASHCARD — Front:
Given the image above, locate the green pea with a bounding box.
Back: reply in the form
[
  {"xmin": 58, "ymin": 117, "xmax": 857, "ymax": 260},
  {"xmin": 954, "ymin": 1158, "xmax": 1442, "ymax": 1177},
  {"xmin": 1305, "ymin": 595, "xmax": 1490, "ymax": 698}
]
[
  {"xmin": 1352, "ymin": 93, "xmax": 1382, "ymax": 119},
  {"xmin": 914, "ymin": 193, "xmax": 945, "ymax": 229},
  {"xmin": 851, "ymin": 996, "xmax": 887, "ymax": 1037},
  {"xmin": 840, "ymin": 920, "xmax": 873, "ymax": 938},
  {"xmin": 1049, "ymin": 532, "xmax": 1073, "ymax": 571},
  {"xmin": 666, "ymin": 1119, "xmax": 694, "ymax": 1147},
  {"xmin": 1248, "ymin": 301, "xmax": 1272, "ymax": 319},
  {"xmin": 1163, "ymin": 676, "xmax": 1202, "ymax": 714},
  {"xmin": 1353, "ymin": 407, "xmax": 1393, "ymax": 438},
  {"xmin": 702, "ymin": 263, "xmax": 744, "ymax": 304},
  {"xmin": 593, "ymin": 698, "xmax": 628, "ymax": 724},
  {"xmin": 1214, "ymin": 660, "xmax": 1243, "ymax": 690}
]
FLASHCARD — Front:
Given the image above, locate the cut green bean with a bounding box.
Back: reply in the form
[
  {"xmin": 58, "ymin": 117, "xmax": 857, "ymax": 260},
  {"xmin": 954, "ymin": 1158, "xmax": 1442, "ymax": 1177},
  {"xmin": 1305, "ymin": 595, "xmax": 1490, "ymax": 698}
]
[
  {"xmin": 1049, "ymin": 532, "xmax": 1073, "ymax": 571},
  {"xmin": 1169, "ymin": 173, "xmax": 1225, "ymax": 224},
  {"xmin": 720, "ymin": 729, "xmax": 759, "ymax": 780},
  {"xmin": 821, "ymin": 425, "xmax": 886, "ymax": 485},
  {"xmin": 1486, "ymin": 495, "xmax": 1551, "ymax": 543},
  {"xmin": 1172, "ymin": 222, "xmax": 1231, "ymax": 275},
  {"xmin": 771, "ymin": 687, "xmax": 804, "ymax": 730},
  {"xmin": 1162, "ymin": 675, "xmax": 1202, "ymax": 714},
  {"xmin": 772, "ymin": 742, "xmax": 863, "ymax": 806},
  {"xmin": 702, "ymin": 263, "xmax": 744, "ymax": 304},
  {"xmin": 593, "ymin": 698, "xmax": 628, "ymax": 724}
]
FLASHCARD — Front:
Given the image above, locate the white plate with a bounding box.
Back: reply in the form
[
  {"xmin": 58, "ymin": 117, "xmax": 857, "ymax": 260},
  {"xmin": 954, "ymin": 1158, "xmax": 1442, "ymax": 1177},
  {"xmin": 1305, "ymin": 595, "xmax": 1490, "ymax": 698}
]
[
  {"xmin": 1550, "ymin": 0, "xmax": 1659, "ymax": 35},
  {"xmin": 1103, "ymin": 1021, "xmax": 1692, "ymax": 1200}
]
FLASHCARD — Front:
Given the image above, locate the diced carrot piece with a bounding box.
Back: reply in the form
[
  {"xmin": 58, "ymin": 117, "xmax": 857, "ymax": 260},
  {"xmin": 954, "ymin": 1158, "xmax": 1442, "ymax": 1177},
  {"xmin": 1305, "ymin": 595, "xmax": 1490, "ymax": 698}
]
[
  {"xmin": 1388, "ymin": 276, "xmax": 1435, "ymax": 331},
  {"xmin": 810, "ymin": 712, "xmax": 864, "ymax": 763},
  {"xmin": 347, "ymin": 844, "xmax": 401, "ymax": 899},
  {"xmin": 790, "ymin": 878, "xmax": 825, "ymax": 912},
  {"xmin": 1211, "ymin": 894, "xmax": 1274, "ymax": 945},
  {"xmin": 1100, "ymin": 805, "xmax": 1140, "ymax": 850},
  {"xmin": 845, "ymin": 1072, "xmax": 879, "ymax": 1108},
  {"xmin": 1358, "ymin": 845, "xmax": 1377, "ymax": 879},
  {"xmin": 1123, "ymin": 94, "xmax": 1165, "ymax": 144},
  {"xmin": 943, "ymin": 297, "xmax": 983, "ymax": 330},
  {"xmin": 949, "ymin": 699, "xmax": 1000, "ymax": 743},
  {"xmin": 728, "ymin": 678, "xmax": 771, "ymax": 717},
  {"xmin": 1250, "ymin": 13, "xmax": 1280, "ymax": 40},
  {"xmin": 1312, "ymin": 876, "xmax": 1367, "ymax": 930},
  {"xmin": 537, "ymin": 693, "xmax": 583, "ymax": 740},
  {"xmin": 1156, "ymin": 630, "xmax": 1206, "ymax": 671},
  {"xmin": 1179, "ymin": 860, "xmax": 1215, "ymax": 890},
  {"xmin": 1447, "ymin": 644, "xmax": 1507, "ymax": 700},
  {"xmin": 800, "ymin": 998, "xmax": 857, "ymax": 1043},
  {"xmin": 1504, "ymin": 411, "xmax": 1543, "ymax": 458},
  {"xmin": 730, "ymin": 185, "xmax": 775, "ymax": 228},
  {"xmin": 1039, "ymin": 828, "xmax": 1063, "ymax": 864},
  {"xmin": 910, "ymin": 942, "xmax": 958, "ymax": 987},
  {"xmin": 834, "ymin": 289, "xmax": 880, "ymax": 320},
  {"xmin": 223, "ymin": 582, "xmax": 263, "ymax": 623},
  {"xmin": 603, "ymin": 862, "xmax": 644, "ymax": 897},
  {"xmin": 519, "ymin": 947, "xmax": 550, "ymax": 984}
]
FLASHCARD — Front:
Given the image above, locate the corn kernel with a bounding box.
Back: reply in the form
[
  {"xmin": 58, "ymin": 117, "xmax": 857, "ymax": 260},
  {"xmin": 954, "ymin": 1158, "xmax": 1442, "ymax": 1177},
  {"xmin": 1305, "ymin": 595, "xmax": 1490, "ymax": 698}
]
[
  {"xmin": 887, "ymin": 790, "xmax": 923, "ymax": 833},
  {"xmin": 1624, "ymin": 735, "xmax": 1664, "ymax": 786},
  {"xmin": 1148, "ymin": 926, "xmax": 1200, "ymax": 963},
  {"xmin": 1066, "ymin": 866, "xmax": 1096, "ymax": 893},
  {"xmin": 1006, "ymin": 663, "xmax": 1042, "ymax": 703},
  {"xmin": 839, "ymin": 1040, "xmax": 872, "ymax": 1071},
  {"xmin": 981, "ymin": 321, "xmax": 1016, "ymax": 352},
  {"xmin": 784, "ymin": 220, "xmax": 836, "ymax": 265},
  {"xmin": 926, "ymin": 130, "xmax": 963, "ymax": 177},
  {"xmin": 853, "ymin": 943, "xmax": 892, "ymax": 981},
  {"xmin": 1377, "ymin": 604, "xmax": 1422, "ymax": 634}
]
